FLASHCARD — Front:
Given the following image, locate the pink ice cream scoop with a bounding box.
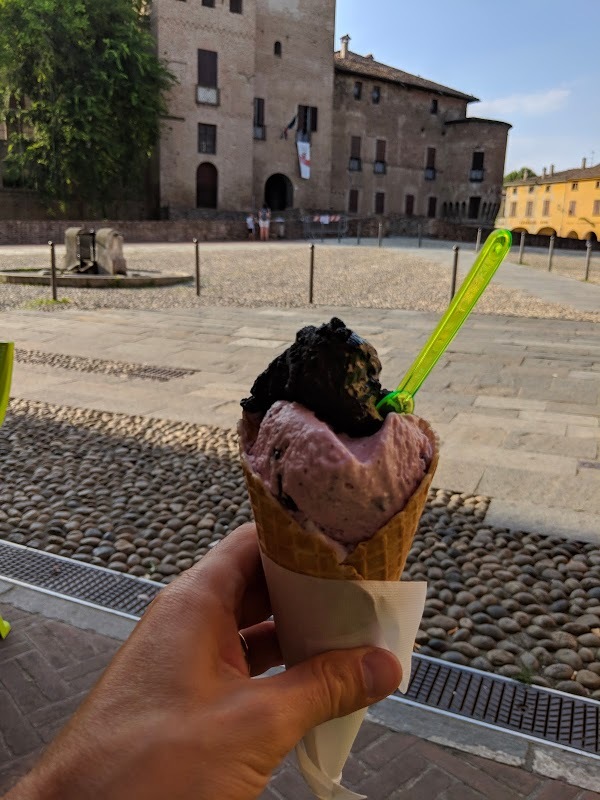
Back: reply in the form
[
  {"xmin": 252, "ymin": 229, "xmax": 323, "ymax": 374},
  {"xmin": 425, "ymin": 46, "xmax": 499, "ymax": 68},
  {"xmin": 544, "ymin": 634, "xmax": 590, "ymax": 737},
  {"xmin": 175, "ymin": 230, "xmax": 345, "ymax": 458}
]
[{"xmin": 245, "ymin": 400, "xmax": 433, "ymax": 546}]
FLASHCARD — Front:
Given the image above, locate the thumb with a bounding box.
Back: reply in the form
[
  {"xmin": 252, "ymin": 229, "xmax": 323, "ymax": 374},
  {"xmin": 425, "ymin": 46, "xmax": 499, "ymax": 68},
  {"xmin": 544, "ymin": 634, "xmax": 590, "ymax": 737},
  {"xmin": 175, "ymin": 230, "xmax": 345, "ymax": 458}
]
[{"xmin": 260, "ymin": 646, "xmax": 401, "ymax": 746}]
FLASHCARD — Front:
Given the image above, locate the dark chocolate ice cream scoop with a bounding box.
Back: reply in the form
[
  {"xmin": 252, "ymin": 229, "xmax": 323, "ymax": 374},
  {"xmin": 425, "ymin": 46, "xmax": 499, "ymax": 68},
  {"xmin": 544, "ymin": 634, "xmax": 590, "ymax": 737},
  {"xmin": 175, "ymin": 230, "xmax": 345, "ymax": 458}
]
[{"xmin": 241, "ymin": 318, "xmax": 389, "ymax": 437}]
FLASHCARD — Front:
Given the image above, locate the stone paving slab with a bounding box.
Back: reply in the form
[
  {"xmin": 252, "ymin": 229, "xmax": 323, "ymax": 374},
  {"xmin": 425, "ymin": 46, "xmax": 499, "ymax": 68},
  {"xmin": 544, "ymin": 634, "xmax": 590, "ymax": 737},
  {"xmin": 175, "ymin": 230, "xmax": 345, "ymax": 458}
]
[
  {"xmin": 4, "ymin": 305, "xmax": 600, "ymax": 541},
  {"xmin": 0, "ymin": 602, "xmax": 593, "ymax": 799}
]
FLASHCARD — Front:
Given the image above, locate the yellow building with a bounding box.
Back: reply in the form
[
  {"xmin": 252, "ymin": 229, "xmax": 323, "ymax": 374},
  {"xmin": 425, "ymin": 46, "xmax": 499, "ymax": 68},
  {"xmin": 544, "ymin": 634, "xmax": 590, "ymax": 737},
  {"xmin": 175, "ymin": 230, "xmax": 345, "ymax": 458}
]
[{"xmin": 496, "ymin": 160, "xmax": 600, "ymax": 241}]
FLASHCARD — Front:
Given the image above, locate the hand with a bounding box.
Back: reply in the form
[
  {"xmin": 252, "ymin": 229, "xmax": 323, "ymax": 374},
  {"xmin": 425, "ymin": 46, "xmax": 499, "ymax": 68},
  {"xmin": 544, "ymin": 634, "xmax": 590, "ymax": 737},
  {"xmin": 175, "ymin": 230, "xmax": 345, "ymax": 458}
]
[{"xmin": 7, "ymin": 524, "xmax": 402, "ymax": 800}]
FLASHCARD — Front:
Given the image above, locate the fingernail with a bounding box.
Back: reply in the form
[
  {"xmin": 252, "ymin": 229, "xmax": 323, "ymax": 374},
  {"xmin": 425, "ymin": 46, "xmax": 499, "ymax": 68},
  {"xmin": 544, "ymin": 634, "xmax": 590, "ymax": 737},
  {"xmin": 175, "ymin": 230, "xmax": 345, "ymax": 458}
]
[{"xmin": 361, "ymin": 649, "xmax": 402, "ymax": 700}]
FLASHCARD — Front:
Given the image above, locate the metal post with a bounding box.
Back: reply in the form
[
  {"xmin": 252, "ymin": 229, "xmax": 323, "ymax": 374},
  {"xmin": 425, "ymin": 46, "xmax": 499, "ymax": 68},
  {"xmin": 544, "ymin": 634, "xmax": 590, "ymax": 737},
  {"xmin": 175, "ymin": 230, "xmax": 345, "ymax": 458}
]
[
  {"xmin": 547, "ymin": 234, "xmax": 555, "ymax": 271},
  {"xmin": 518, "ymin": 231, "xmax": 525, "ymax": 265},
  {"xmin": 450, "ymin": 245, "xmax": 459, "ymax": 300},
  {"xmin": 338, "ymin": 221, "xmax": 342, "ymax": 244},
  {"xmin": 417, "ymin": 223, "xmax": 422, "ymax": 248},
  {"xmin": 378, "ymin": 222, "xmax": 383, "ymax": 247},
  {"xmin": 193, "ymin": 238, "xmax": 200, "ymax": 297},
  {"xmin": 356, "ymin": 221, "xmax": 361, "ymax": 245},
  {"xmin": 48, "ymin": 241, "xmax": 57, "ymax": 301},
  {"xmin": 584, "ymin": 240, "xmax": 592, "ymax": 282},
  {"xmin": 320, "ymin": 222, "xmax": 324, "ymax": 243},
  {"xmin": 308, "ymin": 244, "xmax": 315, "ymax": 304},
  {"xmin": 475, "ymin": 227, "xmax": 482, "ymax": 253}
]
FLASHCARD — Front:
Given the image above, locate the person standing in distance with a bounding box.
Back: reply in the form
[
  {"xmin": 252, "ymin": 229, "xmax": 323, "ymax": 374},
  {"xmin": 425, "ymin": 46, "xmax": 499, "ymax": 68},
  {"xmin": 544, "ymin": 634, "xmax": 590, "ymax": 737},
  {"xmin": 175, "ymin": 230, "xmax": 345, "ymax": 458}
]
[{"xmin": 258, "ymin": 205, "xmax": 271, "ymax": 242}]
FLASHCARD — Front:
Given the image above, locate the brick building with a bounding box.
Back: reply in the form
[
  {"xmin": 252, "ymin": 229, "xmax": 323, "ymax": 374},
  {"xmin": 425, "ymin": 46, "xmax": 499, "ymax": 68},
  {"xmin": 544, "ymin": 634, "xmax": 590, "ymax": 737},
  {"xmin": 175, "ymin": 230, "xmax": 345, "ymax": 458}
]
[{"xmin": 152, "ymin": 0, "xmax": 510, "ymax": 222}]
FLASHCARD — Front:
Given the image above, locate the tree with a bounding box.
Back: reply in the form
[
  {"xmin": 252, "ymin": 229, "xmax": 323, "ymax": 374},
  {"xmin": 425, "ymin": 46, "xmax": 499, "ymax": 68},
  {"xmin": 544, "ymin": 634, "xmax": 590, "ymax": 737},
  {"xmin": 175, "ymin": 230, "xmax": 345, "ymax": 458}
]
[
  {"xmin": 0, "ymin": 0, "xmax": 174, "ymax": 215},
  {"xmin": 504, "ymin": 167, "xmax": 538, "ymax": 184}
]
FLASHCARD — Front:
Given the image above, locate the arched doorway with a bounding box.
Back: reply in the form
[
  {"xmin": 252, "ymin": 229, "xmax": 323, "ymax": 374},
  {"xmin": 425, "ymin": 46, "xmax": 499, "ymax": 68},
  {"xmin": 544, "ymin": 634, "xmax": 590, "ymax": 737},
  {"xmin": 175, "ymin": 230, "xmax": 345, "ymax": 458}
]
[
  {"xmin": 196, "ymin": 162, "xmax": 218, "ymax": 209},
  {"xmin": 264, "ymin": 173, "xmax": 293, "ymax": 211},
  {"xmin": 538, "ymin": 227, "xmax": 557, "ymax": 236},
  {"xmin": 586, "ymin": 231, "xmax": 597, "ymax": 242}
]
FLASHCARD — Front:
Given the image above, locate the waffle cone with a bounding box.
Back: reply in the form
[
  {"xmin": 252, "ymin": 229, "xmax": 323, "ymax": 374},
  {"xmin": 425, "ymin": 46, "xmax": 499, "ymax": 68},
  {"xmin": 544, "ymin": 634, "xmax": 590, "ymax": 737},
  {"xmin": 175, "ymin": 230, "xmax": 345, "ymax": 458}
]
[{"xmin": 240, "ymin": 416, "xmax": 438, "ymax": 581}]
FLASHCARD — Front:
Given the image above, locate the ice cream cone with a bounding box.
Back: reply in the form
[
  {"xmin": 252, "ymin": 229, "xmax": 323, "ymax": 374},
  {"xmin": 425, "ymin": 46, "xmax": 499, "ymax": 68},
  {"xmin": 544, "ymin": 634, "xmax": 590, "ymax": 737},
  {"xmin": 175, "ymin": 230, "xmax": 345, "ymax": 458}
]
[{"xmin": 240, "ymin": 416, "xmax": 438, "ymax": 582}]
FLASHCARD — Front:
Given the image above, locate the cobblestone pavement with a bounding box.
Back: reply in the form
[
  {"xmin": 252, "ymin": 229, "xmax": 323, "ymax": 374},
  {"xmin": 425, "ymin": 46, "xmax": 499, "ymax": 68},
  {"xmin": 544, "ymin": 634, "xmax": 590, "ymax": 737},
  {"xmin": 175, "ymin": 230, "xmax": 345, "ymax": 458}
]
[
  {"xmin": 4, "ymin": 305, "xmax": 600, "ymax": 543},
  {"xmin": 0, "ymin": 603, "xmax": 592, "ymax": 799},
  {"xmin": 1, "ymin": 242, "xmax": 599, "ymax": 320}
]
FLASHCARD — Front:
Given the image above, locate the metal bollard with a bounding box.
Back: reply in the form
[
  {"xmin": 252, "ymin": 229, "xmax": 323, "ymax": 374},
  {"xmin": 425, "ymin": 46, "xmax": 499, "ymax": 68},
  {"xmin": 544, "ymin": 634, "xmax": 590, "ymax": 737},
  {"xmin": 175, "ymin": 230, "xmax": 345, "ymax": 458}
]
[
  {"xmin": 48, "ymin": 241, "xmax": 57, "ymax": 301},
  {"xmin": 320, "ymin": 222, "xmax": 324, "ymax": 243},
  {"xmin": 585, "ymin": 240, "xmax": 592, "ymax": 282},
  {"xmin": 547, "ymin": 234, "xmax": 555, "ymax": 271},
  {"xmin": 308, "ymin": 244, "xmax": 315, "ymax": 304},
  {"xmin": 356, "ymin": 221, "xmax": 361, "ymax": 245},
  {"xmin": 475, "ymin": 227, "xmax": 482, "ymax": 253},
  {"xmin": 338, "ymin": 223, "xmax": 342, "ymax": 244},
  {"xmin": 418, "ymin": 223, "xmax": 422, "ymax": 248},
  {"xmin": 518, "ymin": 231, "xmax": 526, "ymax": 265},
  {"xmin": 378, "ymin": 222, "xmax": 383, "ymax": 248},
  {"xmin": 193, "ymin": 238, "xmax": 200, "ymax": 297},
  {"xmin": 450, "ymin": 245, "xmax": 459, "ymax": 300}
]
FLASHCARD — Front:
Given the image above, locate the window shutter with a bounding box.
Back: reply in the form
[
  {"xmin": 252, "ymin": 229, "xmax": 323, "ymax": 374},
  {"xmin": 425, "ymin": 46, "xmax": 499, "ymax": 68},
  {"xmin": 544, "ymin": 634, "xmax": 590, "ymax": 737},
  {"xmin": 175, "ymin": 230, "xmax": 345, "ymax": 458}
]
[
  {"xmin": 426, "ymin": 147, "xmax": 436, "ymax": 168},
  {"xmin": 254, "ymin": 98, "xmax": 264, "ymax": 126},
  {"xmin": 376, "ymin": 139, "xmax": 386, "ymax": 162},
  {"xmin": 310, "ymin": 106, "xmax": 318, "ymax": 132},
  {"xmin": 351, "ymin": 136, "xmax": 361, "ymax": 158},
  {"xmin": 349, "ymin": 189, "xmax": 358, "ymax": 213},
  {"xmin": 472, "ymin": 151, "xmax": 484, "ymax": 170}
]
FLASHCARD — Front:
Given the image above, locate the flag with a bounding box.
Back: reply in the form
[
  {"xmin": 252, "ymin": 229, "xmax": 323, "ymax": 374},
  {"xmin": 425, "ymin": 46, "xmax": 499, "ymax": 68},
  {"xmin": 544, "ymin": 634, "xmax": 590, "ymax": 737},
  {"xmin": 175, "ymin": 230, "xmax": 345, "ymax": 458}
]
[
  {"xmin": 280, "ymin": 115, "xmax": 297, "ymax": 140},
  {"xmin": 297, "ymin": 141, "xmax": 311, "ymax": 179}
]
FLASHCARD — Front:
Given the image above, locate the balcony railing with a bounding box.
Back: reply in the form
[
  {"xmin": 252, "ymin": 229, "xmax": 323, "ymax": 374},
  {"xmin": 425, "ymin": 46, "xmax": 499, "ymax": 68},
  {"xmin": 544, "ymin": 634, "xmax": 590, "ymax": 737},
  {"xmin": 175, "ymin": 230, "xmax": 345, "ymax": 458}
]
[
  {"xmin": 253, "ymin": 125, "xmax": 266, "ymax": 141},
  {"xmin": 424, "ymin": 167, "xmax": 436, "ymax": 180},
  {"xmin": 470, "ymin": 168, "xmax": 484, "ymax": 182},
  {"xmin": 374, "ymin": 160, "xmax": 387, "ymax": 174},
  {"xmin": 349, "ymin": 157, "xmax": 362, "ymax": 172},
  {"xmin": 196, "ymin": 86, "xmax": 219, "ymax": 106}
]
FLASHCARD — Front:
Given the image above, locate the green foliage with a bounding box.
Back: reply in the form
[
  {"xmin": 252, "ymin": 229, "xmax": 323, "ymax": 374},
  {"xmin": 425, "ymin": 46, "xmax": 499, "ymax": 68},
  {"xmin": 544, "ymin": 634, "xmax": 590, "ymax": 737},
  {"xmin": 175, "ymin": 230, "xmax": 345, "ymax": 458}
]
[
  {"xmin": 0, "ymin": 0, "xmax": 174, "ymax": 215},
  {"xmin": 504, "ymin": 167, "xmax": 538, "ymax": 184},
  {"xmin": 23, "ymin": 297, "xmax": 71, "ymax": 309}
]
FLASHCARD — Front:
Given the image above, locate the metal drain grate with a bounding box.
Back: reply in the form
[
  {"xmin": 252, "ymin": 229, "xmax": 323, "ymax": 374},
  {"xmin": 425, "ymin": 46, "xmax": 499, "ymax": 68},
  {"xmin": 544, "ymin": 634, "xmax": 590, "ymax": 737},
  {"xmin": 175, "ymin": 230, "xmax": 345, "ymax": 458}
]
[
  {"xmin": 0, "ymin": 540, "xmax": 160, "ymax": 618},
  {"xmin": 14, "ymin": 348, "xmax": 198, "ymax": 382},
  {"xmin": 396, "ymin": 655, "xmax": 599, "ymax": 757},
  {"xmin": 1, "ymin": 540, "xmax": 598, "ymax": 758}
]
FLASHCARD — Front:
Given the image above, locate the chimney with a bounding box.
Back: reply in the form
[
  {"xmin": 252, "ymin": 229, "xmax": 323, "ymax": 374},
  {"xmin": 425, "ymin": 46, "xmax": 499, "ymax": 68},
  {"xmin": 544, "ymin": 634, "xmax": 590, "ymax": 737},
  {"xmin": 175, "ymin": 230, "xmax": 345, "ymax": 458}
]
[
  {"xmin": 542, "ymin": 167, "xmax": 547, "ymax": 177},
  {"xmin": 550, "ymin": 164, "xmax": 555, "ymax": 175},
  {"xmin": 340, "ymin": 34, "xmax": 350, "ymax": 59},
  {"xmin": 582, "ymin": 157, "xmax": 587, "ymax": 169}
]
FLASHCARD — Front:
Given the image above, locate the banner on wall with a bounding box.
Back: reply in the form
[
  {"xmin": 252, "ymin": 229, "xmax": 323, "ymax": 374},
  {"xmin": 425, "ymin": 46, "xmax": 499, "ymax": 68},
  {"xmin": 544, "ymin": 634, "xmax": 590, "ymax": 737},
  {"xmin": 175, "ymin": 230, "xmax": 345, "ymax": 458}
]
[{"xmin": 297, "ymin": 141, "xmax": 311, "ymax": 180}]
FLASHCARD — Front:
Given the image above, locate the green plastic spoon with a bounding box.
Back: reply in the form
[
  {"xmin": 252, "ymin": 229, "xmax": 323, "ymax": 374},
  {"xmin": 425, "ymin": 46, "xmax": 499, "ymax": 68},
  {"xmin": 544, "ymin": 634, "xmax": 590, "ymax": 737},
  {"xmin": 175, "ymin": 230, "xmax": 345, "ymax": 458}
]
[
  {"xmin": 377, "ymin": 229, "xmax": 512, "ymax": 415},
  {"xmin": 0, "ymin": 341, "xmax": 14, "ymax": 428}
]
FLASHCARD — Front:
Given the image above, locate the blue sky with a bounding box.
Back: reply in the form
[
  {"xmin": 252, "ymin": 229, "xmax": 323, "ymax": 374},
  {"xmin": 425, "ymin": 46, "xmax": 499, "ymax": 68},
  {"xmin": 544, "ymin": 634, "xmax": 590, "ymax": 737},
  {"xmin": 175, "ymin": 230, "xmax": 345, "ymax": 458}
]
[{"xmin": 335, "ymin": 0, "xmax": 598, "ymax": 176}]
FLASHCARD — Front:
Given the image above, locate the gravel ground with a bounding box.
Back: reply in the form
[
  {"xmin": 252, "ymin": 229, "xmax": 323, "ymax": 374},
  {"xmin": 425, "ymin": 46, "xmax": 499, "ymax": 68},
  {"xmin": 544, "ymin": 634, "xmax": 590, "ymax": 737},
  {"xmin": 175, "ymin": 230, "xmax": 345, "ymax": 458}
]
[
  {"xmin": 1, "ymin": 243, "xmax": 599, "ymax": 321},
  {"xmin": 3, "ymin": 398, "xmax": 600, "ymax": 698},
  {"xmin": 514, "ymin": 247, "xmax": 600, "ymax": 285}
]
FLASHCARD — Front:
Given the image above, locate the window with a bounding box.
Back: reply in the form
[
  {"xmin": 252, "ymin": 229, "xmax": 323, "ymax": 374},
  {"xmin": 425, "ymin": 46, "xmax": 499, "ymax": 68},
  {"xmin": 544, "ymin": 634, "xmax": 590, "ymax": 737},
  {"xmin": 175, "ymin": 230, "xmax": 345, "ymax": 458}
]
[
  {"xmin": 372, "ymin": 86, "xmax": 381, "ymax": 104},
  {"xmin": 596, "ymin": 181, "xmax": 600, "ymax": 189},
  {"xmin": 375, "ymin": 192, "xmax": 385, "ymax": 214},
  {"xmin": 525, "ymin": 201, "xmax": 533, "ymax": 216},
  {"xmin": 427, "ymin": 197, "xmax": 437, "ymax": 218},
  {"xmin": 201, "ymin": 0, "xmax": 215, "ymax": 6},
  {"xmin": 594, "ymin": 200, "xmax": 600, "ymax": 215},
  {"xmin": 470, "ymin": 151, "xmax": 484, "ymax": 182},
  {"xmin": 374, "ymin": 139, "xmax": 386, "ymax": 174},
  {"xmin": 197, "ymin": 49, "xmax": 218, "ymax": 105},
  {"xmin": 297, "ymin": 105, "xmax": 318, "ymax": 141},
  {"xmin": 424, "ymin": 147, "xmax": 436, "ymax": 180},
  {"xmin": 198, "ymin": 123, "xmax": 216, "ymax": 154},
  {"xmin": 468, "ymin": 196, "xmax": 481, "ymax": 219},
  {"xmin": 349, "ymin": 136, "xmax": 361, "ymax": 171},
  {"xmin": 528, "ymin": 186, "xmax": 534, "ymax": 193},
  {"xmin": 545, "ymin": 185, "xmax": 550, "ymax": 192},
  {"xmin": 568, "ymin": 201, "xmax": 576, "ymax": 216},
  {"xmin": 509, "ymin": 201, "xmax": 517, "ymax": 216},
  {"xmin": 572, "ymin": 182, "xmax": 578, "ymax": 190},
  {"xmin": 353, "ymin": 81, "xmax": 362, "ymax": 100},
  {"xmin": 230, "ymin": 0, "xmax": 242, "ymax": 11},
  {"xmin": 405, "ymin": 194, "xmax": 414, "ymax": 216},
  {"xmin": 512, "ymin": 187, "xmax": 517, "ymax": 194},
  {"xmin": 430, "ymin": 98, "xmax": 438, "ymax": 114},
  {"xmin": 274, "ymin": 41, "xmax": 282, "ymax": 57},
  {"xmin": 543, "ymin": 200, "xmax": 550, "ymax": 216},
  {"xmin": 348, "ymin": 189, "xmax": 359, "ymax": 214},
  {"xmin": 253, "ymin": 98, "xmax": 265, "ymax": 140}
]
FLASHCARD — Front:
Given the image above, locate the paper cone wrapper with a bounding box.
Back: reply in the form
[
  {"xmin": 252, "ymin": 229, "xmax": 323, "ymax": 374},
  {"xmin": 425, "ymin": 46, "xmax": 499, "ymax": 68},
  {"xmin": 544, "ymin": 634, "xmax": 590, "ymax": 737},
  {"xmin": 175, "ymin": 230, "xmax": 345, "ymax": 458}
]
[{"xmin": 239, "ymin": 415, "xmax": 438, "ymax": 799}]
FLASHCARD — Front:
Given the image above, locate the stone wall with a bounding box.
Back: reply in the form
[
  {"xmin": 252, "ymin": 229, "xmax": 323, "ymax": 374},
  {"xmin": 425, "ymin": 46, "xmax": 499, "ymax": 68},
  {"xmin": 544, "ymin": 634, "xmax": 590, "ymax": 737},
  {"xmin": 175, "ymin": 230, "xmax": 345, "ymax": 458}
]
[{"xmin": 0, "ymin": 190, "xmax": 48, "ymax": 221}]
